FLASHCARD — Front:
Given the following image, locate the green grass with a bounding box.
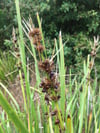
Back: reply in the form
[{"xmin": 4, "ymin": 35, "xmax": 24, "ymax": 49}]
[
  {"xmin": 0, "ymin": 0, "xmax": 100, "ymax": 133},
  {"xmin": 0, "ymin": 51, "xmax": 17, "ymax": 85},
  {"xmin": 0, "ymin": 90, "xmax": 28, "ymax": 133}
]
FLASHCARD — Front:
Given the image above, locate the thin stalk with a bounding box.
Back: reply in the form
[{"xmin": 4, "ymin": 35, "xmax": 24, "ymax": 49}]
[
  {"xmin": 59, "ymin": 31, "xmax": 66, "ymax": 120},
  {"xmin": 30, "ymin": 40, "xmax": 40, "ymax": 86},
  {"xmin": 66, "ymin": 115, "xmax": 72, "ymax": 133},
  {"xmin": 49, "ymin": 114, "xmax": 54, "ymax": 133},
  {"xmin": 0, "ymin": 125, "xmax": 4, "ymax": 133},
  {"xmin": 30, "ymin": 40, "xmax": 43, "ymax": 133},
  {"xmin": 36, "ymin": 12, "xmax": 46, "ymax": 57},
  {"xmin": 47, "ymin": 106, "xmax": 50, "ymax": 133},
  {"xmin": 54, "ymin": 125, "xmax": 59, "ymax": 133},
  {"xmin": 0, "ymin": 82, "xmax": 19, "ymax": 111},
  {"xmin": 19, "ymin": 70, "xmax": 27, "ymax": 112},
  {"xmin": 56, "ymin": 103, "xmax": 64, "ymax": 130},
  {"xmin": 47, "ymin": 106, "xmax": 54, "ymax": 133},
  {"xmin": 15, "ymin": 0, "xmax": 32, "ymax": 132},
  {"xmin": 0, "ymin": 90, "xmax": 28, "ymax": 133}
]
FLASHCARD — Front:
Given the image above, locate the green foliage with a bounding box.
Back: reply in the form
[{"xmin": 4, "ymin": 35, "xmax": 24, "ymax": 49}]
[
  {"xmin": 0, "ymin": 51, "xmax": 17, "ymax": 85},
  {"xmin": 4, "ymin": 39, "xmax": 13, "ymax": 49},
  {"xmin": 0, "ymin": 91, "xmax": 28, "ymax": 133},
  {"xmin": 63, "ymin": 33, "xmax": 91, "ymax": 71},
  {"xmin": 0, "ymin": 1, "xmax": 100, "ymax": 132},
  {"xmin": 1, "ymin": 0, "xmax": 100, "ymax": 72}
]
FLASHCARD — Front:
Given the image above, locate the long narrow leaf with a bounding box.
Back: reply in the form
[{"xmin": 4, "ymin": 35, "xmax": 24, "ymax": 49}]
[
  {"xmin": 0, "ymin": 91, "xmax": 28, "ymax": 133},
  {"xmin": 59, "ymin": 31, "xmax": 66, "ymax": 119}
]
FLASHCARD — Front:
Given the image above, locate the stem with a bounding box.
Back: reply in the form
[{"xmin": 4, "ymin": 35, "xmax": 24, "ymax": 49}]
[
  {"xmin": 36, "ymin": 12, "xmax": 46, "ymax": 57},
  {"xmin": 19, "ymin": 70, "xmax": 27, "ymax": 112},
  {"xmin": 56, "ymin": 103, "xmax": 64, "ymax": 130},
  {"xmin": 47, "ymin": 106, "xmax": 54, "ymax": 133}
]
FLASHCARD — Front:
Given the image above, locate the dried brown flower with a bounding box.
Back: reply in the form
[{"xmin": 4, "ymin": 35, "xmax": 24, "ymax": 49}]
[
  {"xmin": 45, "ymin": 94, "xmax": 50, "ymax": 104},
  {"xmin": 90, "ymin": 51, "xmax": 96, "ymax": 57},
  {"xmin": 50, "ymin": 71, "xmax": 56, "ymax": 80},
  {"xmin": 16, "ymin": 53, "xmax": 20, "ymax": 57},
  {"xmin": 67, "ymin": 114, "xmax": 71, "ymax": 119},
  {"xmin": 39, "ymin": 78, "xmax": 52, "ymax": 90},
  {"xmin": 50, "ymin": 95, "xmax": 60, "ymax": 102},
  {"xmin": 55, "ymin": 119, "xmax": 60, "ymax": 125},
  {"xmin": 12, "ymin": 27, "xmax": 17, "ymax": 44},
  {"xmin": 51, "ymin": 109, "xmax": 58, "ymax": 116},
  {"xmin": 38, "ymin": 59, "xmax": 54, "ymax": 73},
  {"xmin": 44, "ymin": 112, "xmax": 48, "ymax": 116},
  {"xmin": 29, "ymin": 28, "xmax": 42, "ymax": 45},
  {"xmin": 14, "ymin": 47, "xmax": 19, "ymax": 52},
  {"xmin": 40, "ymin": 77, "xmax": 60, "ymax": 91},
  {"xmin": 33, "ymin": 36, "xmax": 39, "ymax": 45},
  {"xmin": 17, "ymin": 66, "xmax": 21, "ymax": 70},
  {"xmin": 36, "ymin": 44, "xmax": 44, "ymax": 53},
  {"xmin": 54, "ymin": 82, "xmax": 60, "ymax": 90},
  {"xmin": 29, "ymin": 28, "xmax": 40, "ymax": 37},
  {"xmin": 42, "ymin": 88, "xmax": 47, "ymax": 93}
]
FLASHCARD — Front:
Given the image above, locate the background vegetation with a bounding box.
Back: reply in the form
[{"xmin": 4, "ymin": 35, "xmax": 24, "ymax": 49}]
[{"xmin": 1, "ymin": 0, "xmax": 100, "ymax": 72}]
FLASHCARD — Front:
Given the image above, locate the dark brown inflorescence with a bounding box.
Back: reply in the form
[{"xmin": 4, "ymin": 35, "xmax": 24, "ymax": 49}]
[
  {"xmin": 39, "ymin": 59, "xmax": 60, "ymax": 105},
  {"xmin": 38, "ymin": 56, "xmax": 63, "ymax": 129},
  {"xmin": 38, "ymin": 59, "xmax": 54, "ymax": 73},
  {"xmin": 39, "ymin": 58, "xmax": 61, "ymax": 127},
  {"xmin": 36, "ymin": 44, "xmax": 44, "ymax": 53},
  {"xmin": 29, "ymin": 28, "xmax": 44, "ymax": 53},
  {"xmin": 12, "ymin": 27, "xmax": 17, "ymax": 44},
  {"xmin": 51, "ymin": 109, "xmax": 58, "ymax": 116},
  {"xmin": 12, "ymin": 27, "xmax": 22, "ymax": 71},
  {"xmin": 40, "ymin": 77, "xmax": 59, "ymax": 90},
  {"xmin": 55, "ymin": 119, "xmax": 60, "ymax": 125},
  {"xmin": 29, "ymin": 28, "xmax": 41, "ymax": 44}
]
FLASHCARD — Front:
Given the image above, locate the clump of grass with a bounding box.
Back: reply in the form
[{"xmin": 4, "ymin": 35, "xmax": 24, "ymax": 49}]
[
  {"xmin": 0, "ymin": 51, "xmax": 17, "ymax": 85},
  {"xmin": 0, "ymin": 0, "xmax": 100, "ymax": 133}
]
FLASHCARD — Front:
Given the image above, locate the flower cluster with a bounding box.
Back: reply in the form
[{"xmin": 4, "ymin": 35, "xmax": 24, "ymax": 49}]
[
  {"xmin": 28, "ymin": 22, "xmax": 63, "ymax": 129},
  {"xmin": 90, "ymin": 36, "xmax": 99, "ymax": 57},
  {"xmin": 89, "ymin": 36, "xmax": 99, "ymax": 70},
  {"xmin": 39, "ymin": 59, "xmax": 60, "ymax": 103},
  {"xmin": 39, "ymin": 59, "xmax": 62, "ymax": 127},
  {"xmin": 29, "ymin": 28, "xmax": 44, "ymax": 53},
  {"xmin": 38, "ymin": 59, "xmax": 54, "ymax": 73},
  {"xmin": 12, "ymin": 27, "xmax": 22, "ymax": 71}
]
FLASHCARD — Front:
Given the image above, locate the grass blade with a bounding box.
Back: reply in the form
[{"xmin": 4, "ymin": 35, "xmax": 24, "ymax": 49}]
[
  {"xmin": 0, "ymin": 82, "xmax": 19, "ymax": 111},
  {"xmin": 59, "ymin": 31, "xmax": 66, "ymax": 119},
  {"xmin": 0, "ymin": 91, "xmax": 28, "ymax": 133},
  {"xmin": 0, "ymin": 125, "xmax": 4, "ymax": 133}
]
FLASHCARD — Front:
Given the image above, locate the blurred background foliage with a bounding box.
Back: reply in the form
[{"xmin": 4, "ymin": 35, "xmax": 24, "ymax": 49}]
[
  {"xmin": 0, "ymin": 51, "xmax": 17, "ymax": 85},
  {"xmin": 0, "ymin": 0, "xmax": 100, "ymax": 76}
]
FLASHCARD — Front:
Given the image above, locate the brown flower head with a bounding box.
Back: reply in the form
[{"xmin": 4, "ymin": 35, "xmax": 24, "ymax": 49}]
[
  {"xmin": 45, "ymin": 94, "xmax": 50, "ymax": 104},
  {"xmin": 29, "ymin": 28, "xmax": 42, "ymax": 45},
  {"xmin": 50, "ymin": 95, "xmax": 60, "ymax": 102},
  {"xmin": 29, "ymin": 28, "xmax": 40, "ymax": 37},
  {"xmin": 67, "ymin": 114, "xmax": 71, "ymax": 119},
  {"xmin": 36, "ymin": 44, "xmax": 44, "ymax": 53},
  {"xmin": 38, "ymin": 59, "xmax": 54, "ymax": 73},
  {"xmin": 39, "ymin": 78, "xmax": 52, "ymax": 90},
  {"xmin": 14, "ymin": 47, "xmax": 19, "ymax": 52},
  {"xmin": 55, "ymin": 119, "xmax": 60, "ymax": 125},
  {"xmin": 50, "ymin": 71, "xmax": 56, "ymax": 80},
  {"xmin": 39, "ymin": 77, "xmax": 60, "ymax": 91},
  {"xmin": 12, "ymin": 27, "xmax": 17, "ymax": 44},
  {"xmin": 51, "ymin": 109, "xmax": 58, "ymax": 116}
]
